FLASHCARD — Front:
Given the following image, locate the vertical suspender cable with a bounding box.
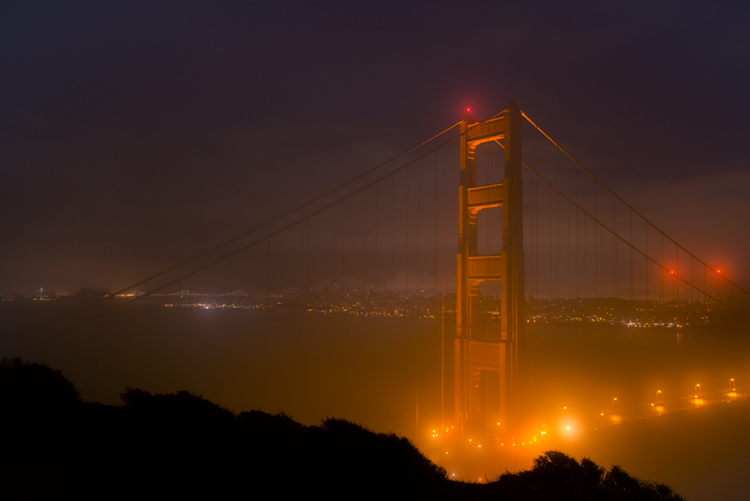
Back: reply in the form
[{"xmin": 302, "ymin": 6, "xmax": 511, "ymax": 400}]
[
  {"xmin": 440, "ymin": 149, "xmax": 446, "ymax": 432},
  {"xmin": 594, "ymin": 183, "xmax": 600, "ymax": 299},
  {"xmin": 685, "ymin": 256, "xmax": 695, "ymax": 302},
  {"xmin": 416, "ymin": 159, "xmax": 422, "ymax": 342},
  {"xmin": 391, "ymin": 171, "xmax": 395, "ymax": 293},
  {"xmin": 556, "ymin": 148, "xmax": 560, "ymax": 299},
  {"xmin": 584, "ymin": 182, "xmax": 587, "ymax": 299},
  {"xmin": 334, "ymin": 194, "xmax": 339, "ymax": 295},
  {"xmin": 643, "ymin": 225, "xmax": 651, "ymax": 301},
  {"xmin": 630, "ymin": 210, "xmax": 633, "ymax": 300},
  {"xmin": 549, "ymin": 169, "xmax": 553, "ymax": 299},
  {"xmin": 406, "ymin": 165, "xmax": 410, "ymax": 298},
  {"xmin": 613, "ymin": 196, "xmax": 617, "ymax": 298},
  {"xmin": 537, "ymin": 141, "xmax": 541, "ymax": 300},
  {"xmin": 265, "ymin": 224, "xmax": 271, "ymax": 364},
  {"xmin": 660, "ymin": 234, "xmax": 664, "ymax": 303},
  {"xmin": 675, "ymin": 244, "xmax": 679, "ymax": 302},
  {"xmin": 343, "ymin": 198, "xmax": 347, "ymax": 296},
  {"xmin": 342, "ymin": 198, "xmax": 347, "ymax": 341},
  {"xmin": 434, "ymin": 152, "xmax": 438, "ymax": 298},
  {"xmin": 567, "ymin": 175, "xmax": 570, "ymax": 299},
  {"xmin": 375, "ymin": 183, "xmax": 380, "ymax": 292},
  {"xmin": 575, "ymin": 162, "xmax": 581, "ymax": 298},
  {"xmin": 266, "ymin": 224, "xmax": 271, "ymax": 307},
  {"xmin": 363, "ymin": 179, "xmax": 367, "ymax": 294},
  {"xmin": 417, "ymin": 159, "xmax": 422, "ymax": 300}
]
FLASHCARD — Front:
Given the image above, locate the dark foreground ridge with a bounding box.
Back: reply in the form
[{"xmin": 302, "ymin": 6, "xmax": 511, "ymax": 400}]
[{"xmin": 1, "ymin": 358, "xmax": 684, "ymax": 500}]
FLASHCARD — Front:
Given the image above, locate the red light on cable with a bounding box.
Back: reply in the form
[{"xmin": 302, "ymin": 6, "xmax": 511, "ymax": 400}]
[
  {"xmin": 670, "ymin": 270, "xmax": 675, "ymax": 275},
  {"xmin": 717, "ymin": 269, "xmax": 722, "ymax": 274},
  {"xmin": 467, "ymin": 108, "xmax": 471, "ymax": 113}
]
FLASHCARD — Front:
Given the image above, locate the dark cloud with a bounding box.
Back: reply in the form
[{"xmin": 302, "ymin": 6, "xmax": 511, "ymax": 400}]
[{"xmin": 1, "ymin": 1, "xmax": 749, "ymax": 293}]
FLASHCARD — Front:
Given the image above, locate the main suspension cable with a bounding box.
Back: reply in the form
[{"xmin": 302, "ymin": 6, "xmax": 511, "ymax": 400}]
[
  {"xmin": 521, "ymin": 110, "xmax": 750, "ymax": 299},
  {"xmin": 20, "ymin": 117, "xmax": 476, "ymax": 346},
  {"xmin": 21, "ymin": 118, "xmax": 464, "ymax": 339},
  {"xmin": 494, "ymin": 139, "xmax": 730, "ymax": 308}
]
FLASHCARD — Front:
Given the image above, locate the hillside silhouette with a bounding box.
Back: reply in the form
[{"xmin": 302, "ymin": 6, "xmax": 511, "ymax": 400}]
[{"xmin": 1, "ymin": 358, "xmax": 684, "ymax": 500}]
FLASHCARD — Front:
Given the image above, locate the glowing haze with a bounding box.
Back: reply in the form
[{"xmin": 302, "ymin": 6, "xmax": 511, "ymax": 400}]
[{"xmin": 3, "ymin": 3, "xmax": 750, "ymax": 501}]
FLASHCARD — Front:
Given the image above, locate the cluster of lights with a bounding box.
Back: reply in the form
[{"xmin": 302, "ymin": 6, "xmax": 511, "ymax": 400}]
[
  {"xmin": 602, "ymin": 379, "xmax": 740, "ymax": 421},
  {"xmin": 435, "ymin": 375, "xmax": 740, "ymax": 470}
]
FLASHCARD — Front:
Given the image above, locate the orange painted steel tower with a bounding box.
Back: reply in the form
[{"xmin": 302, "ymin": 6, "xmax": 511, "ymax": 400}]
[{"xmin": 453, "ymin": 101, "xmax": 524, "ymax": 442}]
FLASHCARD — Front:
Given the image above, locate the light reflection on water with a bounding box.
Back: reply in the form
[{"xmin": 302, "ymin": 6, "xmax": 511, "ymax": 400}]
[
  {"xmin": 5, "ymin": 303, "xmax": 749, "ymax": 436},
  {"xmin": 4, "ymin": 302, "xmax": 750, "ymax": 499}
]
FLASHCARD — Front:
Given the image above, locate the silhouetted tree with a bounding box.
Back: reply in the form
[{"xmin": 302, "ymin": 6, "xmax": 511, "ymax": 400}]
[
  {"xmin": 579, "ymin": 456, "xmax": 606, "ymax": 494},
  {"xmin": 492, "ymin": 451, "xmax": 684, "ymax": 501}
]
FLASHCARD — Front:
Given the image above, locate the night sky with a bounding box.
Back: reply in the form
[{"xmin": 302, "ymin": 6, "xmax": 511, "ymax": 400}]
[{"xmin": 3, "ymin": 1, "xmax": 750, "ymax": 294}]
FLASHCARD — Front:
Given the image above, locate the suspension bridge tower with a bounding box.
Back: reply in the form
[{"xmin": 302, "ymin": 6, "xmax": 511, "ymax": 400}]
[{"xmin": 453, "ymin": 101, "xmax": 524, "ymax": 442}]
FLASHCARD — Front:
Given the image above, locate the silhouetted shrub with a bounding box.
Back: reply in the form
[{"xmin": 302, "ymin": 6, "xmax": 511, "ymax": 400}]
[
  {"xmin": 238, "ymin": 409, "xmax": 305, "ymax": 437},
  {"xmin": 492, "ymin": 451, "xmax": 684, "ymax": 501},
  {"xmin": 0, "ymin": 356, "xmax": 80, "ymax": 407},
  {"xmin": 2, "ymin": 363, "xmax": 685, "ymax": 501}
]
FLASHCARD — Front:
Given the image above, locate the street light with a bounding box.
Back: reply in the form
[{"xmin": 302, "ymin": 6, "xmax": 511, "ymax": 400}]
[
  {"xmin": 656, "ymin": 390, "xmax": 663, "ymax": 402},
  {"xmin": 731, "ymin": 378, "xmax": 736, "ymax": 391},
  {"xmin": 695, "ymin": 383, "xmax": 701, "ymax": 395},
  {"xmin": 612, "ymin": 397, "xmax": 619, "ymax": 409}
]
